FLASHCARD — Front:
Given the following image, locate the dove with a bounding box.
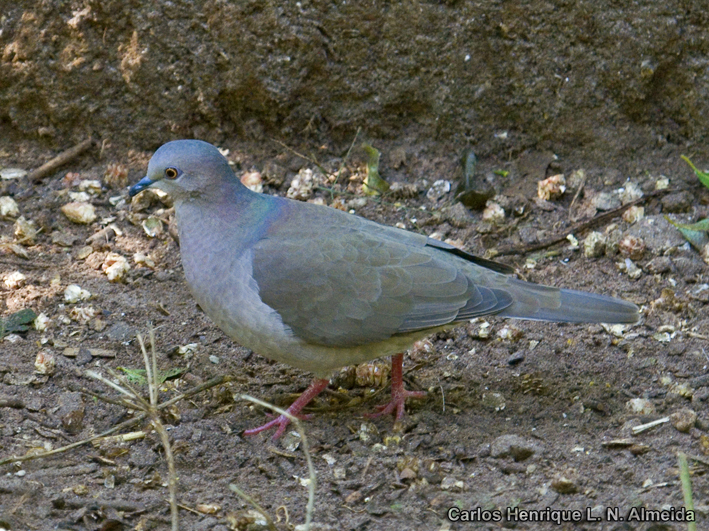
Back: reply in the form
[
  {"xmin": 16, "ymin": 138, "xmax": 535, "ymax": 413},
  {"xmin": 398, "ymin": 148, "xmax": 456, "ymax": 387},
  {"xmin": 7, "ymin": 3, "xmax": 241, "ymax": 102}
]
[{"xmin": 130, "ymin": 140, "xmax": 639, "ymax": 438}]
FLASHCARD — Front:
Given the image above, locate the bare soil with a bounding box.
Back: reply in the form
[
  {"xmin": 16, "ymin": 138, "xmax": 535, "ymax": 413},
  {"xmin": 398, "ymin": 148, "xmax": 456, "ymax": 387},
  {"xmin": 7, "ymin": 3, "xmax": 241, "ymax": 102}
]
[{"xmin": 1, "ymin": 1, "xmax": 709, "ymax": 530}]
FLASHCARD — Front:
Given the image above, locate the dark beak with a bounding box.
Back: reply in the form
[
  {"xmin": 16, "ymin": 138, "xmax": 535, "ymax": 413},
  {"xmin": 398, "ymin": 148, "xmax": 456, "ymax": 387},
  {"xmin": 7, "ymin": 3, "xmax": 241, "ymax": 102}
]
[{"xmin": 129, "ymin": 176, "xmax": 155, "ymax": 197}]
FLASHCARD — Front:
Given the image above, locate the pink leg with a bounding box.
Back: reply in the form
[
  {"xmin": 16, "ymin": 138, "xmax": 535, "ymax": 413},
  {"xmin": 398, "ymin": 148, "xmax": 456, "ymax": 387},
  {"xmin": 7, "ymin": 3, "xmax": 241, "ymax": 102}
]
[
  {"xmin": 367, "ymin": 353, "xmax": 426, "ymax": 420},
  {"xmin": 243, "ymin": 378, "xmax": 330, "ymax": 440}
]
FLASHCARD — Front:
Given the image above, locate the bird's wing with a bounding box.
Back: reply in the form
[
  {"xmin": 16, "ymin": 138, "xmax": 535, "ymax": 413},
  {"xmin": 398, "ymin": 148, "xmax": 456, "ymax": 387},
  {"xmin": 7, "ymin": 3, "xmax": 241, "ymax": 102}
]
[{"xmin": 250, "ymin": 203, "xmax": 512, "ymax": 347}]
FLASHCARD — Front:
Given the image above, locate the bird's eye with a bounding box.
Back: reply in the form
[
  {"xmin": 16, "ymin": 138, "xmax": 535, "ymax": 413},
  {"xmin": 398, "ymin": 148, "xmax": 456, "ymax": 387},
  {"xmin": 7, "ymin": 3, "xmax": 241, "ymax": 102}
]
[{"xmin": 165, "ymin": 167, "xmax": 179, "ymax": 179}]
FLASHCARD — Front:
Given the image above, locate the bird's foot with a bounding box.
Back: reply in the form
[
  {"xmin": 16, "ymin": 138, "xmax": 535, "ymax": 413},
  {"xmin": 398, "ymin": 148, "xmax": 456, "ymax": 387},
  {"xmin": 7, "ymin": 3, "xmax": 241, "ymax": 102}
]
[
  {"xmin": 243, "ymin": 413, "xmax": 309, "ymax": 439},
  {"xmin": 366, "ymin": 388, "xmax": 427, "ymax": 420},
  {"xmin": 242, "ymin": 378, "xmax": 329, "ymax": 440},
  {"xmin": 365, "ymin": 352, "xmax": 426, "ymax": 420}
]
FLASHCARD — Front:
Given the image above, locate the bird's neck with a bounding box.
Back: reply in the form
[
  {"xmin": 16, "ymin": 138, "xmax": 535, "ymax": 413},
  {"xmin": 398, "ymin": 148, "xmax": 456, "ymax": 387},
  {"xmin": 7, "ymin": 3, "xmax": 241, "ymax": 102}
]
[{"xmin": 175, "ymin": 183, "xmax": 278, "ymax": 258}]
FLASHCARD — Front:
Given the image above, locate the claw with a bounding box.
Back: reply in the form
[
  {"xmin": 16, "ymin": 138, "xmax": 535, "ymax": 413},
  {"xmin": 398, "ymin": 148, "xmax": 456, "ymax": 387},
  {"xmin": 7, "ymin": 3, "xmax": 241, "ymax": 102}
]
[
  {"xmin": 242, "ymin": 378, "xmax": 328, "ymax": 440},
  {"xmin": 366, "ymin": 353, "xmax": 426, "ymax": 420}
]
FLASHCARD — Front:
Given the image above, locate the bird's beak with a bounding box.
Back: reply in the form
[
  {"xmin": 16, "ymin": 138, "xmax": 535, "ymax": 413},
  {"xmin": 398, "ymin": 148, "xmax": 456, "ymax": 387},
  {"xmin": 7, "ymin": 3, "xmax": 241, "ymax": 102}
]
[{"xmin": 129, "ymin": 176, "xmax": 155, "ymax": 197}]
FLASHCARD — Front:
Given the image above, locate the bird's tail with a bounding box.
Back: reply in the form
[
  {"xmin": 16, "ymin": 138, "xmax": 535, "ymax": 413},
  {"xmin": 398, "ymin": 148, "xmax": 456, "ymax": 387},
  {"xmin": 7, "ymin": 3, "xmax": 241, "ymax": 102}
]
[{"xmin": 496, "ymin": 278, "xmax": 640, "ymax": 324}]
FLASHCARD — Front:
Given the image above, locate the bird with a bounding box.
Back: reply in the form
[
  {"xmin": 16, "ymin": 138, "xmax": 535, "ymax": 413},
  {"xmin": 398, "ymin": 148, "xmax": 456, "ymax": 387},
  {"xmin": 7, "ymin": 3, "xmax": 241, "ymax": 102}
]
[{"xmin": 129, "ymin": 139, "xmax": 639, "ymax": 439}]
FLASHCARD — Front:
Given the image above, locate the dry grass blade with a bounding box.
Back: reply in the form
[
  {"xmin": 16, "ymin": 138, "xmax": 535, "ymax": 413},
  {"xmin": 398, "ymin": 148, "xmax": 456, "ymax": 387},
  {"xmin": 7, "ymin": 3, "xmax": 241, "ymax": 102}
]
[
  {"xmin": 88, "ymin": 330, "xmax": 179, "ymax": 531},
  {"xmin": 234, "ymin": 394, "xmax": 317, "ymax": 531},
  {"xmin": 0, "ymin": 374, "xmax": 232, "ymax": 467},
  {"xmin": 677, "ymin": 452, "xmax": 697, "ymax": 531},
  {"xmin": 229, "ymin": 484, "xmax": 278, "ymax": 531},
  {"xmin": 0, "ymin": 412, "xmax": 149, "ymax": 467},
  {"xmin": 331, "ymin": 126, "xmax": 361, "ymax": 186}
]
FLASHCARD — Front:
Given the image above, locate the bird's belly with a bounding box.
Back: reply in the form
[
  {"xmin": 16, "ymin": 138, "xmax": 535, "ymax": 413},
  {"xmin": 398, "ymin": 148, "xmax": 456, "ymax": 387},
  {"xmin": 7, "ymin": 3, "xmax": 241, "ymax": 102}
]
[{"xmin": 181, "ymin": 246, "xmax": 449, "ymax": 376}]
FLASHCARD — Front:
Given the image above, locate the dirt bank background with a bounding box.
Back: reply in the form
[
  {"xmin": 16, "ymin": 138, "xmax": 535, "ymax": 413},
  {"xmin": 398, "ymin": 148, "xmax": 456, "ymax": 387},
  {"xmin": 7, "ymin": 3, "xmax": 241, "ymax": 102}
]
[{"xmin": 1, "ymin": 1, "xmax": 709, "ymax": 530}]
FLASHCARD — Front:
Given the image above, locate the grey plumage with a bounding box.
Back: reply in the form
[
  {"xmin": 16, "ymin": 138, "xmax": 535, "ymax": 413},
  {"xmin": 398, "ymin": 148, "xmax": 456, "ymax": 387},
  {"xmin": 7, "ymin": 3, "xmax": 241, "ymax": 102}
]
[{"xmin": 129, "ymin": 139, "xmax": 639, "ymax": 435}]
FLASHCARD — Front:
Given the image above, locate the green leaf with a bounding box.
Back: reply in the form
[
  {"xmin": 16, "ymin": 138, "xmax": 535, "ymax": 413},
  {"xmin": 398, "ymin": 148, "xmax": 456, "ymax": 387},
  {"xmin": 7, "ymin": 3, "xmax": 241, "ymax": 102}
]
[
  {"xmin": 681, "ymin": 155, "xmax": 709, "ymax": 190},
  {"xmin": 0, "ymin": 308, "xmax": 38, "ymax": 338},
  {"xmin": 665, "ymin": 216, "xmax": 709, "ymax": 250},
  {"xmin": 361, "ymin": 143, "xmax": 389, "ymax": 196},
  {"xmin": 117, "ymin": 366, "xmax": 187, "ymax": 385}
]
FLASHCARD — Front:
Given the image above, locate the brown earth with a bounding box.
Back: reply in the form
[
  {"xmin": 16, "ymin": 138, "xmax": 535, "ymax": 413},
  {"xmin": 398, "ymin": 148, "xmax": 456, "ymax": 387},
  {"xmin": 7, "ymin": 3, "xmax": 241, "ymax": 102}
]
[{"xmin": 1, "ymin": 1, "xmax": 709, "ymax": 530}]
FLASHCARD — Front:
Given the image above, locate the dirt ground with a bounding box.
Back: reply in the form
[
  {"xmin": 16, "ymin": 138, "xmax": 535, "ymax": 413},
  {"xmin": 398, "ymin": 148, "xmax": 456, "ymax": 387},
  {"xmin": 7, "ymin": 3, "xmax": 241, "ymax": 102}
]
[{"xmin": 2, "ymin": 2, "xmax": 709, "ymax": 531}]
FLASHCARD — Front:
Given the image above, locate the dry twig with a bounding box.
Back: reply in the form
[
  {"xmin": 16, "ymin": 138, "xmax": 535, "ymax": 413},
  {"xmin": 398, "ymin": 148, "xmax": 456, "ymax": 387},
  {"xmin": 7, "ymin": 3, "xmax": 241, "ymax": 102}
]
[
  {"xmin": 232, "ymin": 394, "xmax": 317, "ymax": 531},
  {"xmin": 29, "ymin": 138, "xmax": 95, "ymax": 182},
  {"xmin": 494, "ymin": 188, "xmax": 674, "ymax": 257}
]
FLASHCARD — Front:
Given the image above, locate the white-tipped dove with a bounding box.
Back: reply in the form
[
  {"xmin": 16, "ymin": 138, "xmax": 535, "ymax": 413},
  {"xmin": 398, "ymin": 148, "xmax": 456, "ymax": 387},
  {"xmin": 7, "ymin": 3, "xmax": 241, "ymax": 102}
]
[{"xmin": 130, "ymin": 140, "xmax": 639, "ymax": 438}]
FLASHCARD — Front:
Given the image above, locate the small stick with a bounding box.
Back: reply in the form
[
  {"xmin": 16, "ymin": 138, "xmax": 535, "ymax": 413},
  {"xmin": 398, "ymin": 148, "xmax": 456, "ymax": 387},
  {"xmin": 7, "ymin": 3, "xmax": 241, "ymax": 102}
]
[
  {"xmin": 235, "ymin": 393, "xmax": 317, "ymax": 530},
  {"xmin": 0, "ymin": 399, "xmax": 24, "ymax": 409},
  {"xmin": 568, "ymin": 171, "xmax": 587, "ymax": 217},
  {"xmin": 0, "ymin": 374, "xmax": 233, "ymax": 467},
  {"xmin": 631, "ymin": 416, "xmax": 670, "ymax": 435},
  {"xmin": 495, "ymin": 188, "xmax": 673, "ymax": 257},
  {"xmin": 229, "ymin": 484, "xmax": 278, "ymax": 531},
  {"xmin": 29, "ymin": 138, "xmax": 95, "ymax": 182}
]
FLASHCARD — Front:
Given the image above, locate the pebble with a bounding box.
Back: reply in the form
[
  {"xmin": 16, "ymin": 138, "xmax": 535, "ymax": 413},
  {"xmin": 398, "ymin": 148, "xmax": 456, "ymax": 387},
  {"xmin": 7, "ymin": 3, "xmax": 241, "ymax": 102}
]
[
  {"xmin": 482, "ymin": 201, "xmax": 505, "ymax": 224},
  {"xmin": 444, "ymin": 202, "xmax": 473, "ymax": 227},
  {"xmin": 51, "ymin": 231, "xmax": 78, "ymax": 247},
  {"xmin": 507, "ymin": 350, "xmax": 526, "ymax": 366},
  {"xmin": 141, "ymin": 217, "xmax": 163, "ymax": 238},
  {"xmin": 130, "ymin": 189, "xmax": 159, "ymax": 212},
  {"xmin": 670, "ymin": 409, "xmax": 697, "ymax": 433},
  {"xmin": 34, "ymin": 313, "xmax": 50, "ymax": 332},
  {"xmin": 105, "ymin": 321, "xmax": 136, "ymax": 342},
  {"xmin": 14, "ymin": 216, "xmax": 37, "ymax": 244},
  {"xmin": 0, "ymin": 196, "xmax": 20, "ymax": 217},
  {"xmin": 286, "ymin": 168, "xmax": 318, "ymax": 201},
  {"xmin": 490, "ymin": 434, "xmax": 541, "ymax": 461},
  {"xmin": 646, "ymin": 256, "xmax": 672, "ymax": 274},
  {"xmin": 426, "ymin": 179, "xmax": 451, "ymax": 201},
  {"xmin": 481, "ymin": 392, "xmax": 506, "ymax": 411},
  {"xmin": 655, "ymin": 177, "xmax": 670, "ymax": 189},
  {"xmin": 4, "ymin": 271, "xmax": 26, "ymax": 289},
  {"xmin": 622, "ymin": 205, "xmax": 644, "ymax": 224},
  {"xmin": 78, "ymin": 179, "xmax": 102, "ymax": 194},
  {"xmin": 0, "ymin": 168, "xmax": 27, "ymax": 180},
  {"xmin": 661, "ymin": 191, "xmax": 692, "ymax": 213},
  {"xmin": 34, "ymin": 351, "xmax": 56, "ymax": 375},
  {"xmin": 262, "ymin": 161, "xmax": 286, "ymax": 187},
  {"xmin": 240, "ymin": 171, "xmax": 263, "ymax": 193},
  {"xmin": 592, "ymin": 192, "xmax": 621, "ymax": 211},
  {"xmin": 537, "ymin": 174, "xmax": 566, "ymax": 201},
  {"xmin": 625, "ymin": 398, "xmax": 655, "ymax": 415},
  {"xmin": 440, "ymin": 476, "xmax": 465, "ymax": 491},
  {"xmin": 358, "ymin": 422, "xmax": 380, "ymax": 444},
  {"xmin": 102, "ymin": 252, "xmax": 130, "ymax": 282},
  {"xmin": 64, "ymin": 284, "xmax": 91, "ymax": 303},
  {"xmin": 58, "ymin": 391, "xmax": 85, "ymax": 434},
  {"xmin": 618, "ymin": 258, "xmax": 642, "ymax": 279},
  {"xmin": 61, "ymin": 201, "xmax": 96, "ymax": 224},
  {"xmin": 618, "ymin": 235, "xmax": 645, "ymax": 260},
  {"xmin": 551, "ymin": 475, "xmax": 579, "ymax": 494},
  {"xmin": 619, "ymin": 181, "xmax": 643, "ymax": 204},
  {"xmin": 388, "ymin": 182, "xmax": 419, "ymax": 199},
  {"xmin": 583, "ymin": 232, "xmax": 606, "ymax": 258}
]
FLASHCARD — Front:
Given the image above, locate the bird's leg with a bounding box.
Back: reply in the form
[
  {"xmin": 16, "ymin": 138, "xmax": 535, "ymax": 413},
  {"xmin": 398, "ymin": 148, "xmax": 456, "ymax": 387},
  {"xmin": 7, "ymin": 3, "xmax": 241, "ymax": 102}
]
[
  {"xmin": 243, "ymin": 378, "xmax": 330, "ymax": 440},
  {"xmin": 367, "ymin": 353, "xmax": 426, "ymax": 420}
]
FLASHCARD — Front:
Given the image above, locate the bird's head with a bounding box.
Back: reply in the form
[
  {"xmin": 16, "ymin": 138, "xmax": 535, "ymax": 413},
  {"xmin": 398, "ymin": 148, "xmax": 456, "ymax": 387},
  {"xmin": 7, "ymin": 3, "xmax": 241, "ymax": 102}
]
[{"xmin": 129, "ymin": 139, "xmax": 239, "ymax": 201}]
